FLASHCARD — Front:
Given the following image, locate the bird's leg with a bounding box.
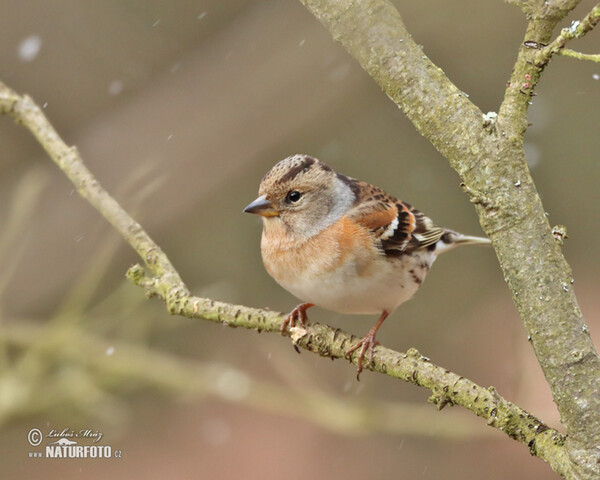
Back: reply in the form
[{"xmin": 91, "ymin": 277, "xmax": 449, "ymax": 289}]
[
  {"xmin": 345, "ymin": 311, "xmax": 389, "ymax": 379},
  {"xmin": 280, "ymin": 302, "xmax": 314, "ymax": 334}
]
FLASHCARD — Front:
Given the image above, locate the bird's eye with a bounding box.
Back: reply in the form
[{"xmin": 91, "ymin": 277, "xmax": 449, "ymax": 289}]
[{"xmin": 285, "ymin": 191, "xmax": 303, "ymax": 203}]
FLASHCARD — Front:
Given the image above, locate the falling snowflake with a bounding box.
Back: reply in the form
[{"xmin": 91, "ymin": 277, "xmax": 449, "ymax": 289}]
[{"xmin": 18, "ymin": 35, "xmax": 42, "ymax": 62}]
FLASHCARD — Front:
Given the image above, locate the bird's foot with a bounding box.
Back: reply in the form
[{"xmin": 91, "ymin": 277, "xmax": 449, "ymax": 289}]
[
  {"xmin": 345, "ymin": 330, "xmax": 380, "ymax": 380},
  {"xmin": 345, "ymin": 311, "xmax": 389, "ymax": 380},
  {"xmin": 280, "ymin": 302, "xmax": 314, "ymax": 334}
]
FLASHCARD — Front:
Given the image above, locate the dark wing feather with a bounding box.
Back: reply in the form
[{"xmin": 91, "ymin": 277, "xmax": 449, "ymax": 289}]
[
  {"xmin": 342, "ymin": 176, "xmax": 444, "ymax": 255},
  {"xmin": 409, "ymin": 208, "xmax": 445, "ymax": 250}
]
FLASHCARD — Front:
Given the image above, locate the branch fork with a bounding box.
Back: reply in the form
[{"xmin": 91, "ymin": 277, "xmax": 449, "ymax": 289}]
[{"xmin": 2, "ymin": 1, "xmax": 600, "ymax": 476}]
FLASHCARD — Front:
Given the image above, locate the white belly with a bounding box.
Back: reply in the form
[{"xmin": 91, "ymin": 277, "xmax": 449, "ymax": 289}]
[{"xmin": 277, "ymin": 251, "xmax": 436, "ymax": 315}]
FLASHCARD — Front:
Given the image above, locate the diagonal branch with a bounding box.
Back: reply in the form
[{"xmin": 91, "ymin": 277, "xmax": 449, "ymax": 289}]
[
  {"xmin": 0, "ymin": 321, "xmax": 504, "ymax": 439},
  {"xmin": 556, "ymin": 48, "xmax": 600, "ymax": 62},
  {"xmin": 0, "ymin": 80, "xmax": 574, "ymax": 476},
  {"xmin": 534, "ymin": 4, "xmax": 600, "ymax": 67},
  {"xmin": 498, "ymin": 3, "xmax": 599, "ymax": 139},
  {"xmin": 297, "ymin": 1, "xmax": 600, "ymax": 478},
  {"xmin": 0, "ymin": 82, "xmax": 189, "ymax": 304},
  {"xmin": 506, "ymin": 0, "xmax": 583, "ymax": 21},
  {"xmin": 499, "ymin": 4, "xmax": 599, "ymax": 137}
]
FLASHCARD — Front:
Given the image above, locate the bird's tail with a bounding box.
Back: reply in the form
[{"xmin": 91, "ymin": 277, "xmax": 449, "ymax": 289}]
[{"xmin": 435, "ymin": 230, "xmax": 491, "ymax": 255}]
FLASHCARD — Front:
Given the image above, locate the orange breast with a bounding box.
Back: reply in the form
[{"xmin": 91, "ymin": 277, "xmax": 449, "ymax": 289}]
[{"xmin": 261, "ymin": 216, "xmax": 378, "ymax": 284}]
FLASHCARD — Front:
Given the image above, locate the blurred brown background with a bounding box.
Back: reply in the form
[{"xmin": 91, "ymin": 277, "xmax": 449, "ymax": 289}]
[{"xmin": 0, "ymin": 1, "xmax": 598, "ymax": 478}]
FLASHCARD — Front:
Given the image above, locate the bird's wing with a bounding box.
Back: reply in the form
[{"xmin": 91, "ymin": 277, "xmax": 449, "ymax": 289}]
[{"xmin": 343, "ymin": 178, "xmax": 445, "ymax": 255}]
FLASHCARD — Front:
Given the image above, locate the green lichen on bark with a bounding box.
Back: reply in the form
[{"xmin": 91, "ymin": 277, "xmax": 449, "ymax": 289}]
[
  {"xmin": 299, "ymin": 0, "xmax": 600, "ymax": 478},
  {"xmin": 2, "ymin": 1, "xmax": 600, "ymax": 476}
]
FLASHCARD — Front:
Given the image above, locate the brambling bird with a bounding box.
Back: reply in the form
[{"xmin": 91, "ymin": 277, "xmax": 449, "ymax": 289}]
[{"xmin": 244, "ymin": 154, "xmax": 490, "ymax": 377}]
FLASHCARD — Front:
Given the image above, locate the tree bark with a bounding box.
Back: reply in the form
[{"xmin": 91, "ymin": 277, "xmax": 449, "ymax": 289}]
[
  {"xmin": 297, "ymin": 0, "xmax": 600, "ymax": 477},
  {"xmin": 2, "ymin": 1, "xmax": 599, "ymax": 476}
]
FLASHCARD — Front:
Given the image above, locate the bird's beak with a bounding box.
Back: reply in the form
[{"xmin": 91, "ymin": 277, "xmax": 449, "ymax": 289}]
[{"xmin": 243, "ymin": 195, "xmax": 279, "ymax": 217}]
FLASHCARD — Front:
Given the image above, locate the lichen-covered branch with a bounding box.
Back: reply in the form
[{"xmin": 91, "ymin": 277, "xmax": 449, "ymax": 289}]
[
  {"xmin": 556, "ymin": 48, "xmax": 600, "ymax": 62},
  {"xmin": 0, "ymin": 80, "xmax": 572, "ymax": 473},
  {"xmin": 297, "ymin": 1, "xmax": 600, "ymax": 478},
  {"xmin": 498, "ymin": 4, "xmax": 600, "ymax": 138},
  {"xmin": 506, "ymin": 0, "xmax": 583, "ymax": 21},
  {"xmin": 498, "ymin": 3, "xmax": 598, "ymax": 138},
  {"xmin": 534, "ymin": 4, "xmax": 600, "ymax": 67},
  {"xmin": 0, "ymin": 82, "xmax": 189, "ymax": 303},
  {"xmin": 1, "ymin": 320, "xmax": 496, "ymax": 439}
]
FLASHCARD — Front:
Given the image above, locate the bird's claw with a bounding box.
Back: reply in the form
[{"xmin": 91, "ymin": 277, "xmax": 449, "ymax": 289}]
[
  {"xmin": 345, "ymin": 333, "xmax": 380, "ymax": 381},
  {"xmin": 280, "ymin": 302, "xmax": 314, "ymax": 334}
]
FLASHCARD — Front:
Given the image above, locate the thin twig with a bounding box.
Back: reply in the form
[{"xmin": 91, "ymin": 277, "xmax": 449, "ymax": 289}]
[
  {"xmin": 557, "ymin": 48, "xmax": 600, "ymax": 62},
  {"xmin": 534, "ymin": 4, "xmax": 600, "ymax": 67},
  {"xmin": 2, "ymin": 320, "xmax": 497, "ymax": 438},
  {"xmin": 0, "ymin": 80, "xmax": 569, "ymax": 471},
  {"xmin": 298, "ymin": 2, "xmax": 600, "ymax": 478}
]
